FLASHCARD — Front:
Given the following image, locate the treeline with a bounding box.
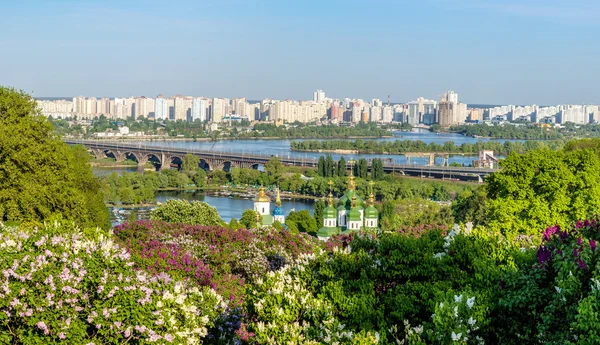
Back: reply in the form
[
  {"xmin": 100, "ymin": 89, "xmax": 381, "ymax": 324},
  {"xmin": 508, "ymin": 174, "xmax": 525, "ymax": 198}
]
[
  {"xmin": 292, "ymin": 138, "xmax": 566, "ymax": 154},
  {"xmin": 103, "ymin": 154, "xmax": 474, "ymax": 206},
  {"xmin": 238, "ymin": 122, "xmax": 390, "ymax": 138},
  {"xmin": 316, "ymin": 156, "xmax": 385, "ymax": 179},
  {"xmin": 447, "ymin": 123, "xmax": 600, "ymax": 140}
]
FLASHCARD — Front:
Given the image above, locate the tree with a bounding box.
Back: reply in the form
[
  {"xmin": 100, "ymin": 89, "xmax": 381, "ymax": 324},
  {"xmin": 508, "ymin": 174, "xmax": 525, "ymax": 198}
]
[
  {"xmin": 325, "ymin": 155, "xmax": 335, "ymax": 177},
  {"xmin": 338, "ymin": 156, "xmax": 346, "ymax": 177},
  {"xmin": 181, "ymin": 153, "xmax": 200, "ymax": 172},
  {"xmin": 0, "ymin": 87, "xmax": 109, "ymax": 228},
  {"xmin": 286, "ymin": 210, "xmax": 317, "ymax": 235},
  {"xmin": 371, "ymin": 158, "xmax": 385, "ymax": 180},
  {"xmin": 314, "ymin": 199, "xmax": 325, "ymax": 227},
  {"xmin": 355, "ymin": 158, "xmax": 368, "ymax": 178},
  {"xmin": 317, "ymin": 156, "xmax": 326, "ymax": 177},
  {"xmin": 150, "ymin": 199, "xmax": 223, "ymax": 226},
  {"xmin": 272, "ymin": 220, "xmax": 283, "ymax": 231},
  {"xmin": 380, "ymin": 200, "xmax": 395, "ymax": 223},
  {"xmin": 229, "ymin": 218, "xmax": 243, "ymax": 230},
  {"xmin": 265, "ymin": 157, "xmax": 283, "ymax": 185},
  {"xmin": 210, "ymin": 170, "xmax": 228, "ymax": 185},
  {"xmin": 119, "ymin": 187, "xmax": 135, "ymax": 204},
  {"xmin": 240, "ymin": 209, "xmax": 261, "ymax": 229},
  {"xmin": 485, "ymin": 146, "xmax": 600, "ymax": 238},
  {"xmin": 192, "ymin": 169, "xmax": 207, "ymax": 188}
]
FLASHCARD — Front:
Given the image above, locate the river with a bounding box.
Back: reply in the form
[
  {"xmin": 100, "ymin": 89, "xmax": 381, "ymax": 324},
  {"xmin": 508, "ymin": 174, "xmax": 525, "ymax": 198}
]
[
  {"xmin": 130, "ymin": 129, "xmax": 514, "ymax": 166},
  {"xmin": 100, "ymin": 129, "xmax": 513, "ymax": 225},
  {"xmin": 107, "ymin": 190, "xmax": 314, "ymax": 226}
]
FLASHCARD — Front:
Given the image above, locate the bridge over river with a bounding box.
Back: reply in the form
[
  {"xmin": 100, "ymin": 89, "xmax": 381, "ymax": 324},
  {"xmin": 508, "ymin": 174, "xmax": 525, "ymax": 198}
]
[{"xmin": 66, "ymin": 140, "xmax": 498, "ymax": 182}]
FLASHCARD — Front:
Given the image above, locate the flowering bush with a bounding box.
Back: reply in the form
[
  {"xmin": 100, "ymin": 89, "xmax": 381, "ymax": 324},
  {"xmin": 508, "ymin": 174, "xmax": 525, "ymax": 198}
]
[
  {"xmin": 497, "ymin": 216, "xmax": 600, "ymax": 344},
  {"xmin": 0, "ymin": 221, "xmax": 224, "ymax": 344},
  {"xmin": 429, "ymin": 292, "xmax": 484, "ymax": 344},
  {"xmin": 245, "ymin": 252, "xmax": 379, "ymax": 345}
]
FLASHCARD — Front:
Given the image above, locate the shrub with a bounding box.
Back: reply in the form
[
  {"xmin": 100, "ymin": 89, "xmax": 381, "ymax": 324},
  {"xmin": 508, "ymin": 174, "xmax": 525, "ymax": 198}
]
[
  {"xmin": 0, "ymin": 221, "xmax": 223, "ymax": 344},
  {"xmin": 150, "ymin": 199, "xmax": 224, "ymax": 226}
]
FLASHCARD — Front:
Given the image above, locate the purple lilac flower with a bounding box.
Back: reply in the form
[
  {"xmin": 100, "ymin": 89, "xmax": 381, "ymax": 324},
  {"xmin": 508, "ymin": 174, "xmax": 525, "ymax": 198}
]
[
  {"xmin": 36, "ymin": 321, "xmax": 49, "ymax": 335},
  {"xmin": 543, "ymin": 226, "xmax": 559, "ymax": 241},
  {"xmin": 537, "ymin": 246, "xmax": 552, "ymax": 265},
  {"xmin": 591, "ymin": 240, "xmax": 597, "ymax": 250}
]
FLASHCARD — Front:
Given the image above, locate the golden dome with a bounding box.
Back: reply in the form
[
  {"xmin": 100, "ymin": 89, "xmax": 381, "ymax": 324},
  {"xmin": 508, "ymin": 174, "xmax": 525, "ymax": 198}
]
[{"xmin": 255, "ymin": 185, "xmax": 271, "ymax": 202}]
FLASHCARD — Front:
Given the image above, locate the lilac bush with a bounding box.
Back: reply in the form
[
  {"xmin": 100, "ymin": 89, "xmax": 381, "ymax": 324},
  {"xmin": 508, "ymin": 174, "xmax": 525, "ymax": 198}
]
[{"xmin": 0, "ymin": 221, "xmax": 225, "ymax": 344}]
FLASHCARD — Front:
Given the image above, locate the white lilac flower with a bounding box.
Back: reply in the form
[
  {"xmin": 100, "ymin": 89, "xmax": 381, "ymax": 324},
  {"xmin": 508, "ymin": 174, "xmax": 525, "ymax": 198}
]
[
  {"xmin": 466, "ymin": 296, "xmax": 475, "ymax": 309},
  {"xmin": 451, "ymin": 332, "xmax": 462, "ymax": 341},
  {"xmin": 454, "ymin": 294, "xmax": 463, "ymax": 303},
  {"xmin": 468, "ymin": 317, "xmax": 477, "ymax": 326}
]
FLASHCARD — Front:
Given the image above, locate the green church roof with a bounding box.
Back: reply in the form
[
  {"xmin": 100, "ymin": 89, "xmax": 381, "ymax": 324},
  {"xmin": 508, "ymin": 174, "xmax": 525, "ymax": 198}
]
[
  {"xmin": 348, "ymin": 208, "xmax": 362, "ymax": 221},
  {"xmin": 365, "ymin": 205, "xmax": 378, "ymax": 219},
  {"xmin": 338, "ymin": 190, "xmax": 365, "ymax": 210},
  {"xmin": 324, "ymin": 205, "xmax": 337, "ymax": 219}
]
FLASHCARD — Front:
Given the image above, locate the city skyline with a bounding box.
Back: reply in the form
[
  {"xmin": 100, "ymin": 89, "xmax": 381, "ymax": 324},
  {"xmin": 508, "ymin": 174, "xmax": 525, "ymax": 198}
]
[
  {"xmin": 2, "ymin": 0, "xmax": 600, "ymax": 105},
  {"xmin": 38, "ymin": 89, "xmax": 600, "ymax": 126}
]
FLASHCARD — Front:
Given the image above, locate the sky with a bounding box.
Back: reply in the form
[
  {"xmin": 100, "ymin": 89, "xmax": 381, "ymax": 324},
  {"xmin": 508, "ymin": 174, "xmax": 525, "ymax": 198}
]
[{"xmin": 1, "ymin": 0, "xmax": 599, "ymax": 105}]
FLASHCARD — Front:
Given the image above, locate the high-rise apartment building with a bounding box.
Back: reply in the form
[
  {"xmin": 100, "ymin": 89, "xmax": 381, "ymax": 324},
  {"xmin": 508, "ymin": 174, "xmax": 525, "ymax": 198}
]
[
  {"xmin": 407, "ymin": 97, "xmax": 437, "ymax": 125},
  {"xmin": 438, "ymin": 91, "xmax": 466, "ymax": 126},
  {"xmin": 313, "ymin": 89, "xmax": 325, "ymax": 103},
  {"xmin": 382, "ymin": 106, "xmax": 394, "ymax": 123},
  {"xmin": 211, "ymin": 98, "xmax": 227, "ymax": 123},
  {"xmin": 370, "ymin": 106, "xmax": 382, "ymax": 122},
  {"xmin": 155, "ymin": 96, "xmax": 168, "ymax": 120},
  {"xmin": 192, "ymin": 98, "xmax": 208, "ymax": 122},
  {"xmin": 174, "ymin": 96, "xmax": 191, "ymax": 121}
]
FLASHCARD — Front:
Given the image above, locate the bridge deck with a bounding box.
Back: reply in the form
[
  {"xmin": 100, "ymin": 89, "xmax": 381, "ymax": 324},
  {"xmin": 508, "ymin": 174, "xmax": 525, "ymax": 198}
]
[{"xmin": 66, "ymin": 139, "xmax": 498, "ymax": 181}]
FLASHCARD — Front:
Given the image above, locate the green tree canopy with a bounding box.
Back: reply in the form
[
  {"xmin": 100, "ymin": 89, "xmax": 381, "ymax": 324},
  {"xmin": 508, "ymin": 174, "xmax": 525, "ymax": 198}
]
[
  {"xmin": 485, "ymin": 145, "xmax": 600, "ymax": 238},
  {"xmin": 181, "ymin": 153, "xmax": 200, "ymax": 173},
  {"xmin": 150, "ymin": 199, "xmax": 223, "ymax": 226},
  {"xmin": 240, "ymin": 209, "xmax": 261, "ymax": 229},
  {"xmin": 0, "ymin": 87, "xmax": 109, "ymax": 228}
]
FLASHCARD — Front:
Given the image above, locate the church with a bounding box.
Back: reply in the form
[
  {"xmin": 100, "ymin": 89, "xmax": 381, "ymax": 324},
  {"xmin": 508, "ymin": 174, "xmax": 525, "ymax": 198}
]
[
  {"xmin": 317, "ymin": 170, "xmax": 379, "ymax": 240},
  {"xmin": 253, "ymin": 186, "xmax": 285, "ymax": 227}
]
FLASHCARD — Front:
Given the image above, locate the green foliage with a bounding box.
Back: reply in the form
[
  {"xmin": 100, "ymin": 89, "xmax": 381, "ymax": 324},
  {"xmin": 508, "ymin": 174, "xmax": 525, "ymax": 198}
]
[
  {"xmin": 210, "ymin": 169, "xmax": 228, "ymax": 185},
  {"xmin": 486, "ymin": 146, "xmax": 600, "ymax": 238},
  {"xmin": 291, "ymin": 137, "xmax": 566, "ymax": 155},
  {"xmin": 286, "ymin": 210, "xmax": 317, "ymax": 235},
  {"xmin": 181, "ymin": 153, "xmax": 200, "ymax": 172},
  {"xmin": 314, "ymin": 199, "xmax": 325, "ymax": 227},
  {"xmin": 240, "ymin": 209, "xmax": 261, "ymax": 229},
  {"xmin": 150, "ymin": 199, "xmax": 224, "ymax": 226},
  {"xmin": 381, "ymin": 198, "xmax": 454, "ymax": 230},
  {"xmin": 371, "ymin": 158, "xmax": 385, "ymax": 180},
  {"xmin": 495, "ymin": 218, "xmax": 600, "ymax": 344},
  {"xmin": 264, "ymin": 156, "xmax": 283, "ymax": 185},
  {"xmin": 0, "ymin": 87, "xmax": 109, "ymax": 228},
  {"xmin": 272, "ymin": 220, "xmax": 283, "ymax": 231}
]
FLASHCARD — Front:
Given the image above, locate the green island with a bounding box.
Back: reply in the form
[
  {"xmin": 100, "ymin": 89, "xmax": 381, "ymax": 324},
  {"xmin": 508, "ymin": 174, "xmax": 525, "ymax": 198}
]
[
  {"xmin": 443, "ymin": 123, "xmax": 600, "ymax": 140},
  {"xmin": 291, "ymin": 138, "xmax": 567, "ymax": 155},
  {"xmin": 4, "ymin": 86, "xmax": 600, "ymax": 344}
]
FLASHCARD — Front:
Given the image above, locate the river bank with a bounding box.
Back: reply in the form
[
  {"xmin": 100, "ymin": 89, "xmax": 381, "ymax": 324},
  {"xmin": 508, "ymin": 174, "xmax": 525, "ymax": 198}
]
[
  {"xmin": 68, "ymin": 135, "xmax": 395, "ymax": 142},
  {"xmin": 106, "ymin": 185, "xmax": 318, "ymax": 208},
  {"xmin": 291, "ymin": 148, "xmax": 474, "ymax": 155}
]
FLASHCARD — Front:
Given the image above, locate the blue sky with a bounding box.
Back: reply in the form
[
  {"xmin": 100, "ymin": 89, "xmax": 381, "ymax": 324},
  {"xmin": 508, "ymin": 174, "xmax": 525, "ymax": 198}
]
[{"xmin": 1, "ymin": 0, "xmax": 599, "ymax": 105}]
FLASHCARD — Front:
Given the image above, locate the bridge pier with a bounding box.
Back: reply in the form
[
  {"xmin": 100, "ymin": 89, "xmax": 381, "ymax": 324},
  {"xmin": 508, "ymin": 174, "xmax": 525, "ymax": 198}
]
[
  {"xmin": 112, "ymin": 150, "xmax": 126, "ymax": 162},
  {"xmin": 91, "ymin": 149, "xmax": 106, "ymax": 160}
]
